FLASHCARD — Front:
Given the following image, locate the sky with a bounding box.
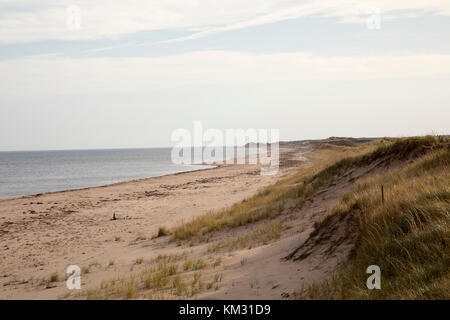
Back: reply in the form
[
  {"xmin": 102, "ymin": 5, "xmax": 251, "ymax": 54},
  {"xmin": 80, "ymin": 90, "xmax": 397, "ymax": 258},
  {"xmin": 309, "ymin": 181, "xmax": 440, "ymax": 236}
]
[{"xmin": 0, "ymin": 0, "xmax": 449, "ymax": 151}]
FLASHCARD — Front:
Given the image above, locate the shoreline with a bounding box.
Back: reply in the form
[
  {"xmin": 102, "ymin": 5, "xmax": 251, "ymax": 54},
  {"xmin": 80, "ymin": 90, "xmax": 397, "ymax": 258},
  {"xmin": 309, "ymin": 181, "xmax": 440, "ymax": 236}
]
[
  {"xmin": 0, "ymin": 159, "xmax": 282, "ymax": 299},
  {"xmin": 0, "ymin": 147, "xmax": 261, "ymax": 201},
  {"xmin": 0, "ymin": 163, "xmax": 220, "ymax": 202},
  {"xmin": 0, "ymin": 145, "xmax": 306, "ymax": 299}
]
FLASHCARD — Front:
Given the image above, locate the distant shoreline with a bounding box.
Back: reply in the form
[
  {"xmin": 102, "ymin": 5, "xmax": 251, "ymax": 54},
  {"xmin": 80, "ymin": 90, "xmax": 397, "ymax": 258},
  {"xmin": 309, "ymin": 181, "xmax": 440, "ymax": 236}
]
[
  {"xmin": 0, "ymin": 146, "xmax": 260, "ymax": 201},
  {"xmin": 0, "ymin": 163, "xmax": 218, "ymax": 202},
  {"xmin": 0, "ymin": 153, "xmax": 277, "ymax": 299}
]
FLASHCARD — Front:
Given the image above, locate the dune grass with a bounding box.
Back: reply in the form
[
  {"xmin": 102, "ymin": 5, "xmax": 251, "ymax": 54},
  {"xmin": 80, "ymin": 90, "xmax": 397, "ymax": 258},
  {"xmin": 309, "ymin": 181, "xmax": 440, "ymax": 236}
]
[
  {"xmin": 171, "ymin": 136, "xmax": 443, "ymax": 242},
  {"xmin": 49, "ymin": 272, "xmax": 59, "ymax": 283},
  {"xmin": 303, "ymin": 145, "xmax": 449, "ymax": 299},
  {"xmin": 171, "ymin": 139, "xmax": 380, "ymax": 241},
  {"xmin": 88, "ymin": 262, "xmax": 183, "ymax": 299},
  {"xmin": 84, "ymin": 256, "xmax": 222, "ymax": 300},
  {"xmin": 306, "ymin": 135, "xmax": 446, "ymax": 191},
  {"xmin": 85, "ymin": 136, "xmax": 447, "ymax": 300},
  {"xmin": 207, "ymin": 220, "xmax": 283, "ymax": 253},
  {"xmin": 169, "ymin": 135, "xmax": 448, "ymax": 299}
]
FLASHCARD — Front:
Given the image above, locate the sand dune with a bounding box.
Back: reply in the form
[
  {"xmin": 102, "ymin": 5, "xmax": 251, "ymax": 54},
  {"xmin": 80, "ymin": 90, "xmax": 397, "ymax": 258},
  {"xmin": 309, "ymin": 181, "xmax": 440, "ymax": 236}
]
[{"xmin": 2, "ymin": 137, "xmax": 445, "ymax": 300}]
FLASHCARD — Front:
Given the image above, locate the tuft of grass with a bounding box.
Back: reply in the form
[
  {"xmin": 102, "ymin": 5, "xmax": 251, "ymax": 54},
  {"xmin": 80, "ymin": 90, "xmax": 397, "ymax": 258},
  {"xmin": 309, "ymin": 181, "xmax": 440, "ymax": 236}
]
[
  {"xmin": 192, "ymin": 259, "xmax": 206, "ymax": 270},
  {"xmin": 183, "ymin": 259, "xmax": 206, "ymax": 271},
  {"xmin": 207, "ymin": 273, "xmax": 222, "ymax": 290},
  {"xmin": 213, "ymin": 258, "xmax": 222, "ymax": 267},
  {"xmin": 168, "ymin": 264, "xmax": 178, "ymax": 276},
  {"xmin": 183, "ymin": 260, "xmax": 193, "ymax": 271},
  {"xmin": 152, "ymin": 270, "xmax": 169, "ymax": 289},
  {"xmin": 121, "ymin": 277, "xmax": 139, "ymax": 300},
  {"xmin": 189, "ymin": 272, "xmax": 203, "ymax": 297},
  {"xmin": 208, "ymin": 220, "xmax": 283, "ymax": 253},
  {"xmin": 155, "ymin": 227, "xmax": 170, "ymax": 238},
  {"xmin": 135, "ymin": 258, "xmax": 144, "ymax": 265},
  {"xmin": 49, "ymin": 272, "xmax": 59, "ymax": 283},
  {"xmin": 172, "ymin": 275, "xmax": 186, "ymax": 296},
  {"xmin": 154, "ymin": 253, "xmax": 187, "ymax": 264}
]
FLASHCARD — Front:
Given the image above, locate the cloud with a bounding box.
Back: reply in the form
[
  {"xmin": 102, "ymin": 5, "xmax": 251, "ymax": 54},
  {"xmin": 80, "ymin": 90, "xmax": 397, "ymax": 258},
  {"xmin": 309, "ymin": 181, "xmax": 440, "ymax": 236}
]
[
  {"xmin": 0, "ymin": 0, "xmax": 449, "ymax": 44},
  {"xmin": 1, "ymin": 51, "xmax": 450, "ymax": 97}
]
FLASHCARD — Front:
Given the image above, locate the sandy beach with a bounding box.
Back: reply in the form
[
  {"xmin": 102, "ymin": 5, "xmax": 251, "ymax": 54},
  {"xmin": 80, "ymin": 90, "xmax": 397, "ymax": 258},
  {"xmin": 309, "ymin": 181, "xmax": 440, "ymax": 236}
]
[
  {"xmin": 0, "ymin": 145, "xmax": 306, "ymax": 299},
  {"xmin": 1, "ymin": 137, "xmax": 448, "ymax": 301}
]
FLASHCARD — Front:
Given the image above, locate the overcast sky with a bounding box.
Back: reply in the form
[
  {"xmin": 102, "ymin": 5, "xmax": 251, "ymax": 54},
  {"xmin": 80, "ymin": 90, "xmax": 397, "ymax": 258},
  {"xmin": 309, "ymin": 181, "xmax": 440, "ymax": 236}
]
[{"xmin": 0, "ymin": 0, "xmax": 449, "ymax": 151}]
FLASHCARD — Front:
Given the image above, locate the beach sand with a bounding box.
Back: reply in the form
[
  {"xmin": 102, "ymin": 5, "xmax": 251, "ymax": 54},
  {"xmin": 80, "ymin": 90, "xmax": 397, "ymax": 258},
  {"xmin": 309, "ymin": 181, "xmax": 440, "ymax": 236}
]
[{"xmin": 0, "ymin": 146, "xmax": 307, "ymax": 299}]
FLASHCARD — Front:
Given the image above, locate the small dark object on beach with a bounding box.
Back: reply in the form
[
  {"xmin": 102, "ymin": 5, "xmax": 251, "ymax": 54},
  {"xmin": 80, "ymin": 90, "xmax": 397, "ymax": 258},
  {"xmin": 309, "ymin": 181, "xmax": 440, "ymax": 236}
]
[
  {"xmin": 157, "ymin": 227, "xmax": 169, "ymax": 237},
  {"xmin": 112, "ymin": 213, "xmax": 117, "ymax": 220}
]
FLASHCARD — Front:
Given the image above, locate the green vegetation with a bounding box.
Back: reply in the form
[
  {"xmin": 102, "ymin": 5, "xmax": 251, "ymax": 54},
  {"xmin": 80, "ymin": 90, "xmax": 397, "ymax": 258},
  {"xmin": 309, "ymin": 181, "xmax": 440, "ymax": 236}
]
[
  {"xmin": 183, "ymin": 259, "xmax": 206, "ymax": 271},
  {"xmin": 49, "ymin": 272, "xmax": 59, "ymax": 283},
  {"xmin": 85, "ymin": 258, "xmax": 221, "ymax": 299},
  {"xmin": 302, "ymin": 137, "xmax": 449, "ymax": 299},
  {"xmin": 171, "ymin": 140, "xmax": 378, "ymax": 242},
  {"xmin": 208, "ymin": 220, "xmax": 283, "ymax": 253},
  {"xmin": 307, "ymin": 136, "xmax": 445, "ymax": 190},
  {"xmin": 212, "ymin": 258, "xmax": 222, "ymax": 267},
  {"xmin": 172, "ymin": 275, "xmax": 186, "ymax": 296},
  {"xmin": 154, "ymin": 253, "xmax": 187, "ymax": 264},
  {"xmin": 85, "ymin": 136, "xmax": 448, "ymax": 300},
  {"xmin": 155, "ymin": 227, "xmax": 170, "ymax": 238}
]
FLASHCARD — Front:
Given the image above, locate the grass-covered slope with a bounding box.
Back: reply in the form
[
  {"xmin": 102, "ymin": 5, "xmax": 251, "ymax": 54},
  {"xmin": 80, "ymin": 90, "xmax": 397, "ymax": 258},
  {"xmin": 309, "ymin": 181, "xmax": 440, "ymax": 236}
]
[
  {"xmin": 170, "ymin": 135, "xmax": 449, "ymax": 299},
  {"xmin": 171, "ymin": 138, "xmax": 378, "ymax": 242},
  {"xmin": 303, "ymin": 137, "xmax": 449, "ymax": 299}
]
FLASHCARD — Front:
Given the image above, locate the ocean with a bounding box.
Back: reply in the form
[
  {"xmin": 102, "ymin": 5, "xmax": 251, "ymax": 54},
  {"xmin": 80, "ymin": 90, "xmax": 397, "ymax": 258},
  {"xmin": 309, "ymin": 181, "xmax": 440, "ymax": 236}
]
[{"xmin": 0, "ymin": 148, "xmax": 219, "ymax": 199}]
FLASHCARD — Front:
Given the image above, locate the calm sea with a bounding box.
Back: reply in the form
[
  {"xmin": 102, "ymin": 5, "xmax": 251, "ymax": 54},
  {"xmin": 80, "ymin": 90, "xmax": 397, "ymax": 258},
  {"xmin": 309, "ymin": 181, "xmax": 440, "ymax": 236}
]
[{"xmin": 0, "ymin": 148, "xmax": 219, "ymax": 199}]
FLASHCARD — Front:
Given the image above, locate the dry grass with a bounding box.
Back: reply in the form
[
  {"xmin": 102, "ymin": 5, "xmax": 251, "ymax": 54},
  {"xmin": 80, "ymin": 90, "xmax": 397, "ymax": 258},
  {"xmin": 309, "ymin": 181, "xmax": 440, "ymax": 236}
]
[
  {"xmin": 302, "ymin": 141, "xmax": 449, "ymax": 299},
  {"xmin": 183, "ymin": 259, "xmax": 206, "ymax": 271},
  {"xmin": 207, "ymin": 220, "xmax": 283, "ymax": 253},
  {"xmin": 83, "ymin": 257, "xmax": 222, "ymax": 300},
  {"xmin": 49, "ymin": 272, "xmax": 59, "ymax": 283},
  {"xmin": 307, "ymin": 135, "xmax": 445, "ymax": 191},
  {"xmin": 155, "ymin": 227, "xmax": 170, "ymax": 238},
  {"xmin": 154, "ymin": 253, "xmax": 187, "ymax": 264},
  {"xmin": 84, "ymin": 136, "xmax": 448, "ymax": 300},
  {"xmin": 171, "ymin": 139, "xmax": 379, "ymax": 242}
]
